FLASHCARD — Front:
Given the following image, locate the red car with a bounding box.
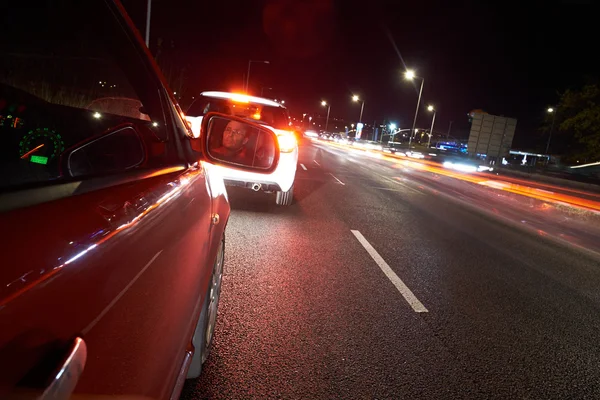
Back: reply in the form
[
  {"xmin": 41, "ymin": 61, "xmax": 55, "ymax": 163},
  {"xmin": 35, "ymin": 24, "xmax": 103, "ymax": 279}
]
[{"xmin": 0, "ymin": 1, "xmax": 279, "ymax": 399}]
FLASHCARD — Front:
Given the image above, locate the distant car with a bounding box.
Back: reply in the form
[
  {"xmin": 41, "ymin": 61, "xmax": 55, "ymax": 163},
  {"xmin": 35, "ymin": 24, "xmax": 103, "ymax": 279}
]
[
  {"xmin": 185, "ymin": 91, "xmax": 298, "ymax": 206},
  {"xmin": 441, "ymin": 155, "xmax": 494, "ymax": 173},
  {"xmin": 0, "ymin": 2, "xmax": 279, "ymax": 399},
  {"xmin": 383, "ymin": 142, "xmax": 405, "ymax": 154},
  {"xmin": 406, "ymin": 150, "xmax": 426, "ymax": 159},
  {"xmin": 353, "ymin": 140, "xmax": 382, "ymax": 151},
  {"xmin": 363, "ymin": 140, "xmax": 384, "ymax": 151}
]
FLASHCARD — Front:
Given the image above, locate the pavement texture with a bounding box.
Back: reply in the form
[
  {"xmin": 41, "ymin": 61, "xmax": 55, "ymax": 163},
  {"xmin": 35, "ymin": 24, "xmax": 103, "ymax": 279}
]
[{"xmin": 180, "ymin": 139, "xmax": 600, "ymax": 400}]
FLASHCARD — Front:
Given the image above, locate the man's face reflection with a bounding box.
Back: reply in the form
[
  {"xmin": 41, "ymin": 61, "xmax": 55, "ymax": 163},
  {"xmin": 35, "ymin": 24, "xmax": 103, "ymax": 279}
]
[{"xmin": 222, "ymin": 120, "xmax": 248, "ymax": 151}]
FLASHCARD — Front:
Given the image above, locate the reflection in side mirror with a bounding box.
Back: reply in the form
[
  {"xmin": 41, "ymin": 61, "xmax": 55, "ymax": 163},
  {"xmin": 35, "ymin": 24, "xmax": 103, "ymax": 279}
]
[
  {"xmin": 202, "ymin": 114, "xmax": 279, "ymax": 172},
  {"xmin": 67, "ymin": 126, "xmax": 145, "ymax": 178}
]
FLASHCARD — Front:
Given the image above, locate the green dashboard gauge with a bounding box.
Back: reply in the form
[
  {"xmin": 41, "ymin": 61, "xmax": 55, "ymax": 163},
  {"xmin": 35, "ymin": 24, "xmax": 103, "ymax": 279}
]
[{"xmin": 19, "ymin": 128, "xmax": 65, "ymax": 163}]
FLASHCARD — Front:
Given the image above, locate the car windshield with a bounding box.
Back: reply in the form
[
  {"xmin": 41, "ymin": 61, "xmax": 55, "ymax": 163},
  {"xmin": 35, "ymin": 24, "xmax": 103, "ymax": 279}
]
[{"xmin": 187, "ymin": 96, "xmax": 290, "ymax": 129}]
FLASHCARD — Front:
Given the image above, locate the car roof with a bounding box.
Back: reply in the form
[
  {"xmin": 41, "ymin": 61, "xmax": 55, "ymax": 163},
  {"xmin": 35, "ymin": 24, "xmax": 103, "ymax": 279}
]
[{"xmin": 200, "ymin": 91, "xmax": 286, "ymax": 109}]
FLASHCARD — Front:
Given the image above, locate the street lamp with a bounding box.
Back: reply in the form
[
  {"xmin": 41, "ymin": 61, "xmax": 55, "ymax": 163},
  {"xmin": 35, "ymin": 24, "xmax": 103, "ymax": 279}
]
[
  {"xmin": 352, "ymin": 95, "xmax": 365, "ymax": 123},
  {"xmin": 404, "ymin": 69, "xmax": 424, "ymax": 149},
  {"xmin": 427, "ymin": 105, "xmax": 436, "ymax": 148},
  {"xmin": 546, "ymin": 107, "xmax": 557, "ymax": 154},
  {"xmin": 245, "ymin": 60, "xmax": 270, "ymax": 92},
  {"xmin": 145, "ymin": 0, "xmax": 152, "ymax": 47},
  {"xmin": 388, "ymin": 123, "xmax": 397, "ymax": 142},
  {"xmin": 321, "ymin": 100, "xmax": 331, "ymax": 133}
]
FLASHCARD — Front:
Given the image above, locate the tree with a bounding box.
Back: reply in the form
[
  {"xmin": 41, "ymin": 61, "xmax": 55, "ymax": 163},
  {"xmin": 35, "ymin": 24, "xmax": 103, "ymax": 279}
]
[{"xmin": 557, "ymin": 83, "xmax": 600, "ymax": 162}]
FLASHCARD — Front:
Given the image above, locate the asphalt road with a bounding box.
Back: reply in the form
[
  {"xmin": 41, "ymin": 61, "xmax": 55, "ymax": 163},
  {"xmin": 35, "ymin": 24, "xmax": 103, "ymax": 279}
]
[{"xmin": 181, "ymin": 139, "xmax": 600, "ymax": 399}]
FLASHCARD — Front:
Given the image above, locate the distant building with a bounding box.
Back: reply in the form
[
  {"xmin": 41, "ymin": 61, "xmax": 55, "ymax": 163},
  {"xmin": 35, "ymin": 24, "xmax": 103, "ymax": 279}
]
[{"xmin": 467, "ymin": 112, "xmax": 517, "ymax": 162}]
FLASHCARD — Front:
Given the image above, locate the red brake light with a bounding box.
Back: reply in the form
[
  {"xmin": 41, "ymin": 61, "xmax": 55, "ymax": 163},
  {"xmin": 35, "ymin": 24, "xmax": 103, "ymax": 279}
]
[{"xmin": 277, "ymin": 131, "xmax": 297, "ymax": 153}]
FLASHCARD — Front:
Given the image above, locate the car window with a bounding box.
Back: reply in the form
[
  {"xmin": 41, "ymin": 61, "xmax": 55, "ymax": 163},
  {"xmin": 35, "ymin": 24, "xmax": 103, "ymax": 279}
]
[
  {"xmin": 187, "ymin": 96, "xmax": 290, "ymax": 129},
  {"xmin": 0, "ymin": 1, "xmax": 163, "ymax": 191}
]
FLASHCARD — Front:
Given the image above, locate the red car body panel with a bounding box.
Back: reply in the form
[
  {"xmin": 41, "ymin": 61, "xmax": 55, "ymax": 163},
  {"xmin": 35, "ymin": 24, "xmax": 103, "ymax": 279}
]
[
  {"xmin": 0, "ymin": 163, "xmax": 230, "ymax": 398},
  {"xmin": 0, "ymin": 1, "xmax": 232, "ymax": 398}
]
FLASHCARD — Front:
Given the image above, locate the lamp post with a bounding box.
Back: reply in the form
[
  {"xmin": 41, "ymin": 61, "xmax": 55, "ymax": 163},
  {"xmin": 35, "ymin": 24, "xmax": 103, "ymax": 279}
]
[
  {"xmin": 352, "ymin": 95, "xmax": 365, "ymax": 123},
  {"xmin": 546, "ymin": 107, "xmax": 557, "ymax": 155},
  {"xmin": 427, "ymin": 105, "xmax": 436, "ymax": 148},
  {"xmin": 321, "ymin": 101, "xmax": 331, "ymax": 133},
  {"xmin": 389, "ymin": 123, "xmax": 397, "ymax": 143},
  {"xmin": 145, "ymin": 0, "xmax": 152, "ymax": 47},
  {"xmin": 404, "ymin": 70, "xmax": 424, "ymax": 149},
  {"xmin": 245, "ymin": 60, "xmax": 270, "ymax": 92}
]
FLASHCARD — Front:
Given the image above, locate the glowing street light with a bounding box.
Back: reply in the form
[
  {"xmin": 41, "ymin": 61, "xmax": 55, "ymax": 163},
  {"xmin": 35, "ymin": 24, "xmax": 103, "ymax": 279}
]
[
  {"xmin": 427, "ymin": 105, "xmax": 436, "ymax": 148},
  {"xmin": 389, "ymin": 123, "xmax": 397, "ymax": 131},
  {"xmin": 546, "ymin": 106, "xmax": 557, "ymax": 154},
  {"xmin": 404, "ymin": 69, "xmax": 424, "ymax": 149},
  {"xmin": 352, "ymin": 95, "xmax": 365, "ymax": 123},
  {"xmin": 321, "ymin": 100, "xmax": 331, "ymax": 133}
]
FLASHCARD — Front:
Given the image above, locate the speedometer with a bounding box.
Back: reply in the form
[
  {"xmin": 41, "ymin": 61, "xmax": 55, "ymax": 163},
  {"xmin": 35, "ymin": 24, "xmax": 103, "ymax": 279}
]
[{"xmin": 19, "ymin": 128, "xmax": 65, "ymax": 165}]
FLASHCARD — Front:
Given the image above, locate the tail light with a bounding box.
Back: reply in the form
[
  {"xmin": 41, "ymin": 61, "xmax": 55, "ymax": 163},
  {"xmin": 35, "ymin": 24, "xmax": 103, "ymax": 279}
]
[{"xmin": 277, "ymin": 131, "xmax": 297, "ymax": 153}]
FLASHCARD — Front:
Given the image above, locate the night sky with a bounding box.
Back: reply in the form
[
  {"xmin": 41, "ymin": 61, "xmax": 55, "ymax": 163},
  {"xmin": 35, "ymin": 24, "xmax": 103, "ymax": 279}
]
[{"xmin": 122, "ymin": 0, "xmax": 596, "ymax": 148}]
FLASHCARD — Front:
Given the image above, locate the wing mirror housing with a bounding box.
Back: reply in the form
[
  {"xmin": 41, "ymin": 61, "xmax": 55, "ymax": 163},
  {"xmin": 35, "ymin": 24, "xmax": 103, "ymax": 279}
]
[{"xmin": 62, "ymin": 124, "xmax": 146, "ymax": 178}]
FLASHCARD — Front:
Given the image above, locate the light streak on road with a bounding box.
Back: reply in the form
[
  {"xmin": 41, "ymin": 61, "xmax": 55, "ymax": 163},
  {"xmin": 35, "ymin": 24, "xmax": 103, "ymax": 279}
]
[{"xmin": 315, "ymin": 139, "xmax": 600, "ymax": 213}]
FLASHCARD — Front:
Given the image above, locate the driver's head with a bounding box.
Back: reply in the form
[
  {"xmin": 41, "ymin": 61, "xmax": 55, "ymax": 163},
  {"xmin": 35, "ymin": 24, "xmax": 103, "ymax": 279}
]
[{"xmin": 222, "ymin": 120, "xmax": 249, "ymax": 151}]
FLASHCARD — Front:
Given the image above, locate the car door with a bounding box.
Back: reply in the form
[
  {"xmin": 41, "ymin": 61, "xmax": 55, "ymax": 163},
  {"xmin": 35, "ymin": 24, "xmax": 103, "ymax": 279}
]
[{"xmin": 0, "ymin": 1, "xmax": 225, "ymax": 398}]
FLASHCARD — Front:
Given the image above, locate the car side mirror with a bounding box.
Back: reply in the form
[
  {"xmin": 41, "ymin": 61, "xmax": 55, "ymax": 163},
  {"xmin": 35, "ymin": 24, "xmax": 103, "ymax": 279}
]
[
  {"xmin": 65, "ymin": 125, "xmax": 145, "ymax": 178},
  {"xmin": 201, "ymin": 113, "xmax": 280, "ymax": 173}
]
